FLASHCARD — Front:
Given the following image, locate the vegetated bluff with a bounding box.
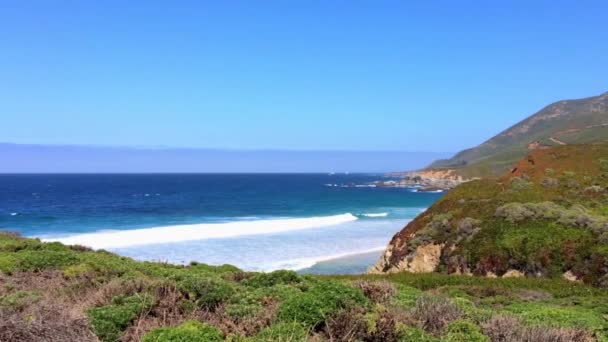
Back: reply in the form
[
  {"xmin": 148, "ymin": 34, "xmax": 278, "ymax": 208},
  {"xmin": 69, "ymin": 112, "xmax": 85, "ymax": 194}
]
[
  {"xmin": 428, "ymin": 91, "xmax": 608, "ymax": 178},
  {"xmin": 371, "ymin": 144, "xmax": 608, "ymax": 287}
]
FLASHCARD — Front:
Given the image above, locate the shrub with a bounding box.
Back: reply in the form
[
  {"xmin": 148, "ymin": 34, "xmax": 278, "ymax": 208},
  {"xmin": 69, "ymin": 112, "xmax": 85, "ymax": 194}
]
[
  {"xmin": 495, "ymin": 201, "xmax": 608, "ymax": 232},
  {"xmin": 443, "ymin": 320, "xmax": 489, "ymax": 342},
  {"xmin": 177, "ymin": 275, "xmax": 234, "ymax": 309},
  {"xmin": 541, "ymin": 177, "xmax": 559, "ymax": 187},
  {"xmin": 141, "ymin": 320, "xmax": 223, "ymax": 342},
  {"xmin": 15, "ymin": 250, "xmax": 79, "ymax": 271},
  {"xmin": 510, "ymin": 177, "xmax": 532, "ymax": 191},
  {"xmin": 456, "ymin": 217, "xmax": 481, "ymax": 241},
  {"xmin": 251, "ymin": 322, "xmax": 308, "ymax": 341},
  {"xmin": 0, "ymin": 253, "xmax": 17, "ymax": 274},
  {"xmin": 410, "ymin": 296, "xmax": 462, "ymax": 335},
  {"xmin": 407, "ymin": 214, "xmax": 453, "ymax": 253},
  {"xmin": 494, "ymin": 203, "xmax": 535, "ymax": 223},
  {"xmin": 277, "ymin": 280, "xmax": 367, "ymax": 328},
  {"xmin": 363, "ymin": 306, "xmax": 403, "ymax": 342},
  {"xmin": 481, "ymin": 315, "xmax": 593, "ymax": 342},
  {"xmin": 225, "ymin": 290, "xmax": 264, "ymax": 319},
  {"xmin": 324, "ymin": 307, "xmax": 367, "ymax": 341},
  {"xmin": 480, "ymin": 315, "xmax": 519, "ymax": 341},
  {"xmin": 584, "ymin": 185, "xmax": 605, "ymax": 193},
  {"xmin": 87, "ymin": 294, "xmax": 154, "ymax": 342},
  {"xmin": 243, "ymin": 270, "xmax": 302, "ymax": 288},
  {"xmin": 352, "ymin": 280, "xmax": 396, "ymax": 304}
]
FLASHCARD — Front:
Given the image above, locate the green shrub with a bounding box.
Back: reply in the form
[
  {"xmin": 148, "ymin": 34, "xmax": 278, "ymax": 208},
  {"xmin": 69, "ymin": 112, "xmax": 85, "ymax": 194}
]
[
  {"xmin": 256, "ymin": 283, "xmax": 303, "ymax": 301},
  {"xmin": 225, "ymin": 290, "xmax": 264, "ymax": 319},
  {"xmin": 188, "ymin": 262, "xmax": 242, "ymax": 275},
  {"xmin": 277, "ymin": 280, "xmax": 367, "ymax": 328},
  {"xmin": 443, "ymin": 320, "xmax": 489, "ymax": 342},
  {"xmin": 251, "ymin": 322, "xmax": 308, "ymax": 341},
  {"xmin": 142, "ymin": 320, "xmax": 223, "ymax": 342},
  {"xmin": 87, "ymin": 294, "xmax": 155, "ymax": 342},
  {"xmin": 63, "ymin": 263, "xmax": 95, "ymax": 278},
  {"xmin": 243, "ymin": 270, "xmax": 302, "ymax": 288},
  {"xmin": 392, "ymin": 284, "xmax": 422, "ymax": 308},
  {"xmin": 15, "ymin": 250, "xmax": 79, "ymax": 271},
  {"xmin": 177, "ymin": 275, "xmax": 234, "ymax": 309},
  {"xmin": 0, "ymin": 253, "xmax": 17, "ymax": 273}
]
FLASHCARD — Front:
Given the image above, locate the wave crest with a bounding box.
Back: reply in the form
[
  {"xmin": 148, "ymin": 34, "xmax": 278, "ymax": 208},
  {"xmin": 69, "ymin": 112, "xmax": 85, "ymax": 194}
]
[
  {"xmin": 361, "ymin": 212, "xmax": 388, "ymax": 218},
  {"xmin": 44, "ymin": 213, "xmax": 358, "ymax": 249}
]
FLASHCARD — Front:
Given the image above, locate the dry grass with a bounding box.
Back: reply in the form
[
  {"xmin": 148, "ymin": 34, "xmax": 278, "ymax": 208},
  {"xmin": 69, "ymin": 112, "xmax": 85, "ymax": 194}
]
[
  {"xmin": 0, "ymin": 271, "xmax": 97, "ymax": 341},
  {"xmin": 352, "ymin": 280, "xmax": 397, "ymax": 304},
  {"xmin": 481, "ymin": 315, "xmax": 595, "ymax": 342},
  {"xmin": 410, "ymin": 295, "xmax": 462, "ymax": 335}
]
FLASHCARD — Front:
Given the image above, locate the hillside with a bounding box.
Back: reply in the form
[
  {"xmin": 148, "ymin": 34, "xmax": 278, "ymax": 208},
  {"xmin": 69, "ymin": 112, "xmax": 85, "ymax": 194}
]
[
  {"xmin": 429, "ymin": 92, "xmax": 608, "ymax": 178},
  {"xmin": 372, "ymin": 144, "xmax": 608, "ymax": 287},
  {"xmin": 2, "ymin": 232, "xmax": 608, "ymax": 341}
]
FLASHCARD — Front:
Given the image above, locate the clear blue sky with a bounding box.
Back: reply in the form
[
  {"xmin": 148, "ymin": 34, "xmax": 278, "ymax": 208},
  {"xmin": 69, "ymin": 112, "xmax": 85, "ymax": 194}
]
[{"xmin": 1, "ymin": 1, "xmax": 606, "ymax": 152}]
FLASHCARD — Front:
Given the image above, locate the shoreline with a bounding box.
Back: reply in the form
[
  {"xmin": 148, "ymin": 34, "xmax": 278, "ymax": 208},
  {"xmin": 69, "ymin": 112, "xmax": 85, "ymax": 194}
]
[{"xmin": 297, "ymin": 249, "xmax": 384, "ymax": 275}]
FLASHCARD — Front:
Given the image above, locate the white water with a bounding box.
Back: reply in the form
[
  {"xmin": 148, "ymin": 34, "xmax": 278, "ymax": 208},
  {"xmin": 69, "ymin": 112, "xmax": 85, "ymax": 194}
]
[
  {"xmin": 361, "ymin": 212, "xmax": 388, "ymax": 217},
  {"xmin": 44, "ymin": 213, "xmax": 358, "ymax": 249}
]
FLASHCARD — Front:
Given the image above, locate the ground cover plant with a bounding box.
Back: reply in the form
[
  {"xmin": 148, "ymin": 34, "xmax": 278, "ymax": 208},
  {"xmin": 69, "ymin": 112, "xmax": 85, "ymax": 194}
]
[{"xmin": 1, "ymin": 231, "xmax": 608, "ymax": 341}]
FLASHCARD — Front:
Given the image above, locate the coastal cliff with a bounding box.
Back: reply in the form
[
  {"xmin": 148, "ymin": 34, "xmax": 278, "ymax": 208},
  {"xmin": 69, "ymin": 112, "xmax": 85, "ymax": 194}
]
[{"xmin": 371, "ymin": 144, "xmax": 608, "ymax": 287}]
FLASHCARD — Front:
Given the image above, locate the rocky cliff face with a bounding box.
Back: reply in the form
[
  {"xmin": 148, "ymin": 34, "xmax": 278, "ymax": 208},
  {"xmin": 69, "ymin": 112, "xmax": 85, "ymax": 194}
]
[{"xmin": 370, "ymin": 145, "xmax": 608, "ymax": 287}]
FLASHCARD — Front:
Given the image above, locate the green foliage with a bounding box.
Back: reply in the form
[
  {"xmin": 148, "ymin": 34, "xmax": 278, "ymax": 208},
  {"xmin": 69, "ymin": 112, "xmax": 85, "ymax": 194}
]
[
  {"xmin": 225, "ymin": 290, "xmax": 264, "ymax": 319},
  {"xmin": 243, "ymin": 270, "xmax": 302, "ymax": 288},
  {"xmin": 251, "ymin": 322, "xmax": 308, "ymax": 341},
  {"xmin": 87, "ymin": 294, "xmax": 155, "ymax": 342},
  {"xmin": 0, "ymin": 253, "xmax": 17, "ymax": 273},
  {"xmin": 177, "ymin": 274, "xmax": 234, "ymax": 309},
  {"xmin": 443, "ymin": 320, "xmax": 489, "ymax": 342},
  {"xmin": 277, "ymin": 280, "xmax": 367, "ymax": 328},
  {"xmin": 392, "ymin": 284, "xmax": 423, "ymax": 308},
  {"xmin": 503, "ymin": 302, "xmax": 608, "ymax": 333},
  {"xmin": 141, "ymin": 320, "xmax": 223, "ymax": 342},
  {"xmin": 14, "ymin": 250, "xmax": 80, "ymax": 271}
]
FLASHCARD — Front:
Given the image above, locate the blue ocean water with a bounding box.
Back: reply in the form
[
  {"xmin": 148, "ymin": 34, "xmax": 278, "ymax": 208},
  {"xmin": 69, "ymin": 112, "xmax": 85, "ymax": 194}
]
[{"xmin": 0, "ymin": 174, "xmax": 441, "ymax": 272}]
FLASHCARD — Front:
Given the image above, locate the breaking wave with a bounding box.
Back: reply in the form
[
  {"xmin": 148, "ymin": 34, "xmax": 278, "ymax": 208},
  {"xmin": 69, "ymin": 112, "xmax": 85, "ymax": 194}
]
[{"xmin": 44, "ymin": 213, "xmax": 358, "ymax": 249}]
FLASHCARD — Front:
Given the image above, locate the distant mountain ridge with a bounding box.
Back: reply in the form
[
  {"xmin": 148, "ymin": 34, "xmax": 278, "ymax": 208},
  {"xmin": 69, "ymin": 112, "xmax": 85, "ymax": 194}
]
[{"xmin": 429, "ymin": 91, "xmax": 608, "ymax": 178}]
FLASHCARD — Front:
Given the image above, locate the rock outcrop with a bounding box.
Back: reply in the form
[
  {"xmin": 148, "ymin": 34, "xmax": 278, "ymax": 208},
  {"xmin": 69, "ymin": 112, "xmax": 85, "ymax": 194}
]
[{"xmin": 369, "ymin": 243, "xmax": 443, "ymax": 274}]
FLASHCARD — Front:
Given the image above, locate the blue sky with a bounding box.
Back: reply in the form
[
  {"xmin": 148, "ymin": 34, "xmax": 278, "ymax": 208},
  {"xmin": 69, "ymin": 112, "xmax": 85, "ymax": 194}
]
[{"xmin": 1, "ymin": 1, "xmax": 607, "ymax": 152}]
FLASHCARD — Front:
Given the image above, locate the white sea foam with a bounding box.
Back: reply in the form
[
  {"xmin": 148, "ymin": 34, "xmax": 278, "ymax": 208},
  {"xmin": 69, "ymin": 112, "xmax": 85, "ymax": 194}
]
[
  {"xmin": 263, "ymin": 246, "xmax": 386, "ymax": 272},
  {"xmin": 43, "ymin": 213, "xmax": 358, "ymax": 249},
  {"xmin": 361, "ymin": 212, "xmax": 388, "ymax": 218}
]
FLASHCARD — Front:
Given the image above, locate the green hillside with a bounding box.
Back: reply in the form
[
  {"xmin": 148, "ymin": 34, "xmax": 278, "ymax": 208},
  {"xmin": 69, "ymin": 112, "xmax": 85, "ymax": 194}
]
[
  {"xmin": 430, "ymin": 92, "xmax": 608, "ymax": 178},
  {"xmin": 374, "ymin": 144, "xmax": 608, "ymax": 286}
]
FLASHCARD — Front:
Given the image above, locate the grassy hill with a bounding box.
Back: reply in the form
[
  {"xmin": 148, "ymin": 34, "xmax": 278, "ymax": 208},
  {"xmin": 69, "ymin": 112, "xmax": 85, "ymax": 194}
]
[
  {"xmin": 373, "ymin": 144, "xmax": 608, "ymax": 288},
  {"xmin": 2, "ymin": 231, "xmax": 608, "ymax": 341},
  {"xmin": 429, "ymin": 92, "xmax": 608, "ymax": 178}
]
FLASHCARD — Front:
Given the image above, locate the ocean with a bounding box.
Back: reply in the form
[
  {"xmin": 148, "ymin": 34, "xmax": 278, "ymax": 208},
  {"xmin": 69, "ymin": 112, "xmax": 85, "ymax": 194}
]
[{"xmin": 0, "ymin": 174, "xmax": 442, "ymax": 273}]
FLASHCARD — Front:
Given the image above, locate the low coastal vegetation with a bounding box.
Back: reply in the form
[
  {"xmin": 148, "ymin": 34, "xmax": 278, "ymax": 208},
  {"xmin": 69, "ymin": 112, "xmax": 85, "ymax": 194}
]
[{"xmin": 2, "ymin": 231, "xmax": 608, "ymax": 341}]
